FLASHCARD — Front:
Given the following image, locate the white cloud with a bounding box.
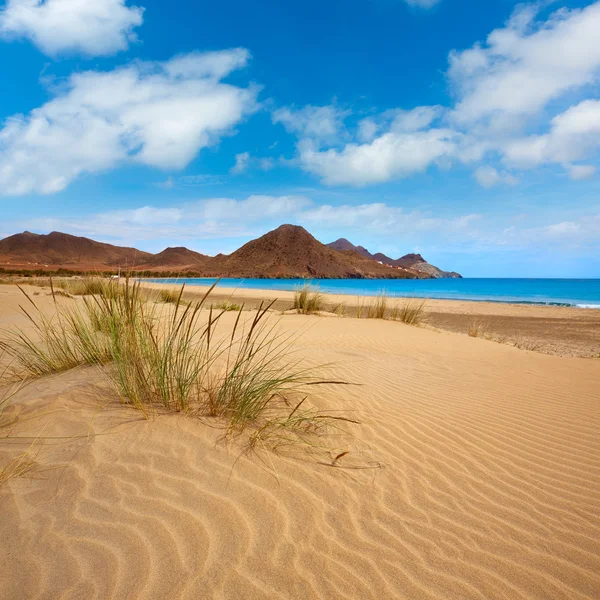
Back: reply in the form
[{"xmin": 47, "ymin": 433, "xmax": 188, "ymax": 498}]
[
  {"xmin": 473, "ymin": 166, "xmax": 518, "ymax": 189},
  {"xmin": 503, "ymin": 100, "xmax": 600, "ymax": 168},
  {"xmin": 273, "ymin": 104, "xmax": 350, "ymax": 145},
  {"xmin": 297, "ymin": 128, "xmax": 459, "ymax": 186},
  {"xmin": 448, "ymin": 2, "xmax": 600, "ymax": 127},
  {"xmin": 0, "ymin": 49, "xmax": 258, "ymax": 195},
  {"xmin": 19, "ymin": 196, "xmax": 479, "ymax": 248},
  {"xmin": 231, "ymin": 152, "xmax": 250, "ymax": 174},
  {"xmin": 568, "ymin": 165, "xmax": 596, "ymax": 180},
  {"xmin": 276, "ymin": 2, "xmax": 600, "ymax": 187},
  {"xmin": 0, "ymin": 0, "xmax": 144, "ymax": 57}
]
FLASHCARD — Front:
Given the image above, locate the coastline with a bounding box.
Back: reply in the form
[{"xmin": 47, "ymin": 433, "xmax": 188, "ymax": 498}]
[
  {"xmin": 1, "ymin": 281, "xmax": 599, "ymax": 600},
  {"xmin": 138, "ymin": 281, "xmax": 600, "ymax": 357},
  {"xmin": 141, "ymin": 277, "xmax": 600, "ymax": 309}
]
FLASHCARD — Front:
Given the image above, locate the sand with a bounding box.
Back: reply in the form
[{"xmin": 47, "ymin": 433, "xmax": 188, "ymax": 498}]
[
  {"xmin": 1, "ymin": 283, "xmax": 599, "ymax": 599},
  {"xmin": 140, "ymin": 281, "xmax": 600, "ymax": 357}
]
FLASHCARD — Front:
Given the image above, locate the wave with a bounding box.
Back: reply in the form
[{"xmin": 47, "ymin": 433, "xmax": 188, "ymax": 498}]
[{"xmin": 576, "ymin": 303, "xmax": 600, "ymax": 309}]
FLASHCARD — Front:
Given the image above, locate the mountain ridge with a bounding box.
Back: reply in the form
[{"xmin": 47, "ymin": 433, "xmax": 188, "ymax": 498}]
[
  {"xmin": 327, "ymin": 238, "xmax": 461, "ymax": 279},
  {"xmin": 0, "ymin": 226, "xmax": 458, "ymax": 279}
]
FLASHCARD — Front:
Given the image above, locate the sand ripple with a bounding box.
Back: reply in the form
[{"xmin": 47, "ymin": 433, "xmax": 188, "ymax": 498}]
[{"xmin": 1, "ymin": 317, "xmax": 600, "ymax": 599}]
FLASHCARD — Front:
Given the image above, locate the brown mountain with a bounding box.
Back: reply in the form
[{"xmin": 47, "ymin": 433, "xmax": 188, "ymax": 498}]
[
  {"xmin": 327, "ymin": 238, "xmax": 461, "ymax": 279},
  {"xmin": 0, "ymin": 226, "xmax": 458, "ymax": 279},
  {"xmin": 197, "ymin": 225, "xmax": 422, "ymax": 279},
  {"xmin": 0, "ymin": 231, "xmax": 152, "ymax": 269},
  {"xmin": 142, "ymin": 247, "xmax": 210, "ymax": 270}
]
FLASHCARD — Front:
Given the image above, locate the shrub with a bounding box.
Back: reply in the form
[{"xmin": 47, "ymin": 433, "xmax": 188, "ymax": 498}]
[{"xmin": 293, "ymin": 284, "xmax": 324, "ymax": 314}]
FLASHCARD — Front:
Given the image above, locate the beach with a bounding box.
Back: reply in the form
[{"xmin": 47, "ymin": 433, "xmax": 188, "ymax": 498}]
[
  {"xmin": 1, "ymin": 282, "xmax": 600, "ymax": 599},
  {"xmin": 140, "ymin": 281, "xmax": 600, "ymax": 357}
]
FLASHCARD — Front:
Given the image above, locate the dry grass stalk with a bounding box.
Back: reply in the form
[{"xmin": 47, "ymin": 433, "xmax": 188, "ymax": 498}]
[
  {"xmin": 367, "ymin": 292, "xmax": 388, "ymax": 319},
  {"xmin": 293, "ymin": 283, "xmax": 324, "ymax": 314},
  {"xmin": 394, "ymin": 298, "xmax": 427, "ymax": 325}
]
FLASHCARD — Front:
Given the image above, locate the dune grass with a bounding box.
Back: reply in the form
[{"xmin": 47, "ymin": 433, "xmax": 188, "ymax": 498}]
[
  {"xmin": 213, "ymin": 301, "xmax": 243, "ymax": 312},
  {"xmin": 158, "ymin": 287, "xmax": 187, "ymax": 305},
  {"xmin": 367, "ymin": 292, "xmax": 388, "ymax": 319},
  {"xmin": 0, "ymin": 279, "xmax": 351, "ymax": 444},
  {"xmin": 394, "ymin": 298, "xmax": 427, "ymax": 325},
  {"xmin": 293, "ymin": 283, "xmax": 324, "ymax": 314}
]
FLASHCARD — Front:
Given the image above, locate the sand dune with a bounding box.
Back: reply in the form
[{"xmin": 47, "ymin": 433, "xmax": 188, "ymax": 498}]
[{"xmin": 1, "ymin": 285, "xmax": 599, "ymax": 599}]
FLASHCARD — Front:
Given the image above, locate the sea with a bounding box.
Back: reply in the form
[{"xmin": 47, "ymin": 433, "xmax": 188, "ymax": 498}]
[{"xmin": 144, "ymin": 278, "xmax": 600, "ymax": 308}]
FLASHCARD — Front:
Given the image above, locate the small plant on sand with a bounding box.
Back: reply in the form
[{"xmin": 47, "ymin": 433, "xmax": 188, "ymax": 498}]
[
  {"xmin": 468, "ymin": 320, "xmax": 489, "ymax": 338},
  {"xmin": 159, "ymin": 287, "xmax": 186, "ymax": 305},
  {"xmin": 213, "ymin": 301, "xmax": 243, "ymax": 312},
  {"xmin": 355, "ymin": 296, "xmax": 367, "ymax": 319},
  {"xmin": 394, "ymin": 298, "xmax": 427, "ymax": 326},
  {"xmin": 331, "ymin": 302, "xmax": 347, "ymax": 317},
  {"xmin": 57, "ymin": 277, "xmax": 123, "ymax": 299},
  {"xmin": 293, "ymin": 284, "xmax": 324, "ymax": 314},
  {"xmin": 1, "ymin": 280, "xmax": 352, "ymax": 447},
  {"xmin": 367, "ymin": 292, "xmax": 388, "ymax": 319}
]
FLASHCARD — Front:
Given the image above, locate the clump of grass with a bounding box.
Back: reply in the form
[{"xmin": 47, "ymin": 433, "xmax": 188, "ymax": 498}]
[
  {"xmin": 512, "ymin": 337, "xmax": 543, "ymax": 352},
  {"xmin": 0, "ymin": 285, "xmax": 111, "ymax": 377},
  {"xmin": 57, "ymin": 277, "xmax": 123, "ymax": 299},
  {"xmin": 293, "ymin": 284, "xmax": 324, "ymax": 314},
  {"xmin": 355, "ymin": 296, "xmax": 367, "ymax": 319},
  {"xmin": 213, "ymin": 301, "xmax": 243, "ymax": 312},
  {"xmin": 159, "ymin": 287, "xmax": 185, "ymax": 305},
  {"xmin": 468, "ymin": 320, "xmax": 488, "ymax": 338},
  {"xmin": 1, "ymin": 279, "xmax": 352, "ymax": 445},
  {"xmin": 331, "ymin": 302, "xmax": 347, "ymax": 317},
  {"xmin": 394, "ymin": 298, "xmax": 427, "ymax": 325},
  {"xmin": 367, "ymin": 292, "xmax": 388, "ymax": 319}
]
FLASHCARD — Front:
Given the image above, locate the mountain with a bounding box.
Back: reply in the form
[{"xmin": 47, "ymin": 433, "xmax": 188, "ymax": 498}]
[
  {"xmin": 141, "ymin": 247, "xmax": 210, "ymax": 270},
  {"xmin": 0, "ymin": 231, "xmax": 152, "ymax": 269},
  {"xmin": 200, "ymin": 225, "xmax": 422, "ymax": 279},
  {"xmin": 0, "ymin": 226, "xmax": 459, "ymax": 279},
  {"xmin": 327, "ymin": 238, "xmax": 462, "ymax": 279}
]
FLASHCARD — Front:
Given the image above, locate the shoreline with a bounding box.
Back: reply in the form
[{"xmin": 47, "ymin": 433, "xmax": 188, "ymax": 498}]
[
  {"xmin": 137, "ymin": 280, "xmax": 600, "ymax": 357},
  {"xmin": 139, "ymin": 277, "xmax": 600, "ymax": 310}
]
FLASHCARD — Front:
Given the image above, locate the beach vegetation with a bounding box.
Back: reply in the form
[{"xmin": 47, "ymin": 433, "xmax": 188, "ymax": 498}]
[
  {"xmin": 293, "ymin": 283, "xmax": 324, "ymax": 314},
  {"xmin": 367, "ymin": 292, "xmax": 388, "ymax": 319},
  {"xmin": 0, "ymin": 279, "xmax": 351, "ymax": 446},
  {"xmin": 393, "ymin": 298, "xmax": 427, "ymax": 325}
]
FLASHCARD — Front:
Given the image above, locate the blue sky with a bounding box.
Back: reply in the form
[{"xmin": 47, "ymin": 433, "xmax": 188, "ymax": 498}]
[{"xmin": 1, "ymin": 0, "xmax": 600, "ymax": 277}]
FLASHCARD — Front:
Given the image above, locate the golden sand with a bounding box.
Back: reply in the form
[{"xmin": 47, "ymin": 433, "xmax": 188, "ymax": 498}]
[{"xmin": 1, "ymin": 283, "xmax": 599, "ymax": 599}]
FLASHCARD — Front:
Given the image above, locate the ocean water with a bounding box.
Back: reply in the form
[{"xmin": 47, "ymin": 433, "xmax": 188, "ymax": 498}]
[{"xmin": 144, "ymin": 278, "xmax": 600, "ymax": 308}]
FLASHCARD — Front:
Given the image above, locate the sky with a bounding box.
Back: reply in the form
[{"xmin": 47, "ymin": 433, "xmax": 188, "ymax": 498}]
[{"xmin": 1, "ymin": 0, "xmax": 600, "ymax": 277}]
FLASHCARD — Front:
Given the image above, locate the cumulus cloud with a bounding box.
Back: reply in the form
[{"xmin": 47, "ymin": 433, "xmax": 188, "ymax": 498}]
[
  {"xmin": 231, "ymin": 152, "xmax": 250, "ymax": 174},
  {"xmin": 473, "ymin": 166, "xmax": 518, "ymax": 189},
  {"xmin": 273, "ymin": 104, "xmax": 350, "ymax": 145},
  {"xmin": 297, "ymin": 128, "xmax": 459, "ymax": 186},
  {"xmin": 503, "ymin": 100, "xmax": 600, "ymax": 169},
  {"xmin": 0, "ymin": 0, "xmax": 144, "ymax": 56},
  {"xmin": 0, "ymin": 49, "xmax": 258, "ymax": 195},
  {"xmin": 448, "ymin": 2, "xmax": 600, "ymax": 127},
  {"xmin": 277, "ymin": 2, "xmax": 600, "ymax": 186}
]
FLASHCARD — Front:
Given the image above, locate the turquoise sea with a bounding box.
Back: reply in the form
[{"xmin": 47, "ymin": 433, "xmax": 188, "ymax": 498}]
[{"xmin": 145, "ymin": 278, "xmax": 600, "ymax": 308}]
